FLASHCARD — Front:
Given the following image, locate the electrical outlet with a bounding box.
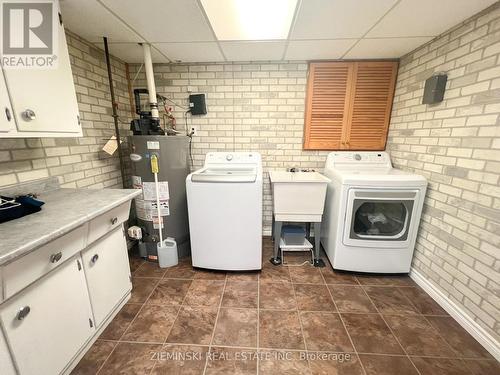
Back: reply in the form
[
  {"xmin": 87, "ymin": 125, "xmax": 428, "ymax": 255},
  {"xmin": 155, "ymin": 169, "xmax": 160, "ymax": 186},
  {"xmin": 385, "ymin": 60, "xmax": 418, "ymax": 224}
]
[{"xmin": 190, "ymin": 126, "xmax": 197, "ymax": 136}]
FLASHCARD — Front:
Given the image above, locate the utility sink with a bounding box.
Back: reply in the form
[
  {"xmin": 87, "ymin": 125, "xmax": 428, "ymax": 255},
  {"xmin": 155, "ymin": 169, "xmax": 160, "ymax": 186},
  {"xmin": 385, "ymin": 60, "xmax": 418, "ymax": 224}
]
[{"xmin": 269, "ymin": 171, "xmax": 331, "ymax": 221}]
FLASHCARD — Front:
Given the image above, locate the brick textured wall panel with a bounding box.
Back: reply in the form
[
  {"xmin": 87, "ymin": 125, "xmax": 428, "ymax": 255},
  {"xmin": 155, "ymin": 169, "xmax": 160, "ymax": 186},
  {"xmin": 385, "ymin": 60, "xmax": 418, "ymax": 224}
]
[
  {"xmin": 0, "ymin": 31, "xmax": 131, "ymax": 190},
  {"xmin": 129, "ymin": 62, "xmax": 329, "ymax": 233},
  {"xmin": 387, "ymin": 3, "xmax": 500, "ymax": 341}
]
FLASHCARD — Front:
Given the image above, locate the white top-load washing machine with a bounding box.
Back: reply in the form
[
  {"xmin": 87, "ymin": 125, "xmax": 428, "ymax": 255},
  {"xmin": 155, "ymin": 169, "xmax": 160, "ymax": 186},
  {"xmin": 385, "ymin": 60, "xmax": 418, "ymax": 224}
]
[
  {"xmin": 186, "ymin": 152, "xmax": 262, "ymax": 270},
  {"xmin": 321, "ymin": 152, "xmax": 427, "ymax": 273}
]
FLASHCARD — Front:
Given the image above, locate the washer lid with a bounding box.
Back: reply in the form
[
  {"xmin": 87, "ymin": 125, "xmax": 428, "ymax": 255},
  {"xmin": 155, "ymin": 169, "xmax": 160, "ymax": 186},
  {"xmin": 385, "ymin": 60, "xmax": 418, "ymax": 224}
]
[{"xmin": 191, "ymin": 166, "xmax": 257, "ymax": 183}]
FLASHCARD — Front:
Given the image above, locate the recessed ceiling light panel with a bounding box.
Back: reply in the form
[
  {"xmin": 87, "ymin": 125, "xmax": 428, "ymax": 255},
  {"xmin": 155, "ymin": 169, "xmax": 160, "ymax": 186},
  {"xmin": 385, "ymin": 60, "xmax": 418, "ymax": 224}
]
[{"xmin": 201, "ymin": 0, "xmax": 298, "ymax": 40}]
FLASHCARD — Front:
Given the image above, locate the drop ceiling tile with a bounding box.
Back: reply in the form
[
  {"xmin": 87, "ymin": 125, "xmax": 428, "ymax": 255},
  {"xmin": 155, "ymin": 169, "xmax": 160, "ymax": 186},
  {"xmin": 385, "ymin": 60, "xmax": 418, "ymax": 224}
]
[
  {"xmin": 60, "ymin": 0, "xmax": 143, "ymax": 43},
  {"xmin": 154, "ymin": 42, "xmax": 224, "ymax": 63},
  {"xmin": 220, "ymin": 41, "xmax": 286, "ymax": 61},
  {"xmin": 344, "ymin": 37, "xmax": 433, "ymax": 59},
  {"xmin": 291, "ymin": 0, "xmax": 398, "ymax": 39},
  {"xmin": 368, "ymin": 0, "xmax": 498, "ymax": 37},
  {"xmin": 285, "ymin": 39, "xmax": 357, "ymax": 60},
  {"xmin": 93, "ymin": 43, "xmax": 170, "ymax": 63},
  {"xmin": 101, "ymin": 0, "xmax": 215, "ymax": 42},
  {"xmin": 201, "ymin": 0, "xmax": 297, "ymax": 40}
]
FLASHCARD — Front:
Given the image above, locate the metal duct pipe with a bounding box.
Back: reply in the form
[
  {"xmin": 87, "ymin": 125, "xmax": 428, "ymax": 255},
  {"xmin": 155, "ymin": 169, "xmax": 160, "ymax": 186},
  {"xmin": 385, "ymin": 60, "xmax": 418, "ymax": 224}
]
[{"xmin": 142, "ymin": 43, "xmax": 159, "ymax": 119}]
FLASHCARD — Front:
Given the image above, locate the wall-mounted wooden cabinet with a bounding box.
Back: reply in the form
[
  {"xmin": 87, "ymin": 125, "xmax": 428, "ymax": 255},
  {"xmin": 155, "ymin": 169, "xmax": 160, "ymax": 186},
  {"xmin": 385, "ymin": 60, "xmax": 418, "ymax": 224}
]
[{"xmin": 303, "ymin": 61, "xmax": 398, "ymax": 150}]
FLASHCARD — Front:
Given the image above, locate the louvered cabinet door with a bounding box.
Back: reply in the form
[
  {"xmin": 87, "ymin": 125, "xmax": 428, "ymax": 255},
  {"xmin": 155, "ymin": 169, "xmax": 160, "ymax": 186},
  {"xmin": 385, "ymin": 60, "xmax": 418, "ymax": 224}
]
[
  {"xmin": 303, "ymin": 62, "xmax": 353, "ymax": 150},
  {"xmin": 345, "ymin": 61, "xmax": 398, "ymax": 150}
]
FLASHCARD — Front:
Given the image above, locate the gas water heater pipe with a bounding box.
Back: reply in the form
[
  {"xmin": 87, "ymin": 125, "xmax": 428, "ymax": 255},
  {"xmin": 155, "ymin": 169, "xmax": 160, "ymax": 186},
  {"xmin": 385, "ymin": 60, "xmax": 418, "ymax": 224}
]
[
  {"xmin": 142, "ymin": 43, "xmax": 159, "ymax": 119},
  {"xmin": 142, "ymin": 44, "xmax": 163, "ymax": 243},
  {"xmin": 150, "ymin": 154, "xmax": 163, "ymax": 244}
]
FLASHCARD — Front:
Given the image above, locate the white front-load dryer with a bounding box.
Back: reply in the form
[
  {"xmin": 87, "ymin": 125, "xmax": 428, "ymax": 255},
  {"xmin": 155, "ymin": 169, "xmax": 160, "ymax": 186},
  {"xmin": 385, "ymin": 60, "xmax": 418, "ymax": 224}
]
[
  {"xmin": 186, "ymin": 152, "xmax": 262, "ymax": 271},
  {"xmin": 321, "ymin": 152, "xmax": 427, "ymax": 273}
]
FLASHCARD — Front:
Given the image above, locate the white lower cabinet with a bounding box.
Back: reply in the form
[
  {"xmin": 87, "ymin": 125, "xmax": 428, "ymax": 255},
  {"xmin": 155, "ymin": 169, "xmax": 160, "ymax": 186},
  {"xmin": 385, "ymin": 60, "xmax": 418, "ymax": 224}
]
[
  {"xmin": 82, "ymin": 227, "xmax": 131, "ymax": 327},
  {"xmin": 0, "ymin": 204, "xmax": 133, "ymax": 374},
  {"xmin": 0, "ymin": 256, "xmax": 94, "ymax": 375},
  {"xmin": 0, "ymin": 326, "xmax": 16, "ymax": 375}
]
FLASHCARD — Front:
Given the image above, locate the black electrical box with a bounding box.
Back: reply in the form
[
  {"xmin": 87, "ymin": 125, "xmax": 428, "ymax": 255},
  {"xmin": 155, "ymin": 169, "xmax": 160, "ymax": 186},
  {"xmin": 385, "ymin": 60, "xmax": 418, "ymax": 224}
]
[
  {"xmin": 422, "ymin": 74, "xmax": 447, "ymax": 104},
  {"xmin": 189, "ymin": 94, "xmax": 207, "ymax": 115}
]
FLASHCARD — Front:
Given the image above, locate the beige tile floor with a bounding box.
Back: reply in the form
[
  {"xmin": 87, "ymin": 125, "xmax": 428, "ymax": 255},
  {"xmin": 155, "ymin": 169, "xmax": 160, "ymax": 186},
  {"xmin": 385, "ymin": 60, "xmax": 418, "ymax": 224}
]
[{"xmin": 72, "ymin": 238, "xmax": 499, "ymax": 375}]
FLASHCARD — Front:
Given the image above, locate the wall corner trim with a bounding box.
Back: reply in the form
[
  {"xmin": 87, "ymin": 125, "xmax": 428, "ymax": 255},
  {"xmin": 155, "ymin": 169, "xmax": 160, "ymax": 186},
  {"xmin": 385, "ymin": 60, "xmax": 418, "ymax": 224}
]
[{"xmin": 410, "ymin": 269, "xmax": 500, "ymax": 361}]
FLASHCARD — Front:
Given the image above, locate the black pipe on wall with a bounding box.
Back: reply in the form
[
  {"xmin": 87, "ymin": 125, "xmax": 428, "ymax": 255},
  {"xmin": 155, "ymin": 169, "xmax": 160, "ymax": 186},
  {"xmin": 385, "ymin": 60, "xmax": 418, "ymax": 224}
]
[{"xmin": 103, "ymin": 36, "xmax": 127, "ymax": 188}]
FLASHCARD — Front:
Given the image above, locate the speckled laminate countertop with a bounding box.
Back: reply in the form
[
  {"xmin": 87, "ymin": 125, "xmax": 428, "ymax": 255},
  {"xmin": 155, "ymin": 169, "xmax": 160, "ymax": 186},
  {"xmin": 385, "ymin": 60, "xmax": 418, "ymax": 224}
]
[{"xmin": 0, "ymin": 188, "xmax": 141, "ymax": 266}]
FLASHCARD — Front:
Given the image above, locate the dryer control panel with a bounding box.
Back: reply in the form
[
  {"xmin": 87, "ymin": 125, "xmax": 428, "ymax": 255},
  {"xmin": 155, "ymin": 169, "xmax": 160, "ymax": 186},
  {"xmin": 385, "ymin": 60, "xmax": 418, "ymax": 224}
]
[{"xmin": 326, "ymin": 152, "xmax": 392, "ymax": 168}]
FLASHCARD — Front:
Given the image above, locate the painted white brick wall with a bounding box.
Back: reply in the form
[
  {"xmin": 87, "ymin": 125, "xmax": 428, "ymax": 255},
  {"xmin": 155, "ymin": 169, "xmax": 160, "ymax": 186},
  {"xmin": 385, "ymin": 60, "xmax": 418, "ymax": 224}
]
[
  {"xmin": 0, "ymin": 31, "xmax": 131, "ymax": 190},
  {"xmin": 387, "ymin": 3, "xmax": 500, "ymax": 341},
  {"xmin": 129, "ymin": 62, "xmax": 330, "ymax": 233},
  {"xmin": 0, "ymin": 6, "xmax": 495, "ymax": 343}
]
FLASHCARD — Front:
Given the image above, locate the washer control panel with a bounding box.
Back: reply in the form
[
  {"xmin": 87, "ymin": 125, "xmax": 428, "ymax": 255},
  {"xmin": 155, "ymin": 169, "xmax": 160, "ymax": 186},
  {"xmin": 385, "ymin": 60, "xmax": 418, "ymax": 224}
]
[{"xmin": 205, "ymin": 152, "xmax": 261, "ymax": 165}]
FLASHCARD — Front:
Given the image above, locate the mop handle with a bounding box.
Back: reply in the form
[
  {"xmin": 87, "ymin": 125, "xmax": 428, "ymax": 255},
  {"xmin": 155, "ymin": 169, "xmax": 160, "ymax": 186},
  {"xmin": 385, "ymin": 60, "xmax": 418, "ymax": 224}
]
[{"xmin": 151, "ymin": 155, "xmax": 163, "ymax": 244}]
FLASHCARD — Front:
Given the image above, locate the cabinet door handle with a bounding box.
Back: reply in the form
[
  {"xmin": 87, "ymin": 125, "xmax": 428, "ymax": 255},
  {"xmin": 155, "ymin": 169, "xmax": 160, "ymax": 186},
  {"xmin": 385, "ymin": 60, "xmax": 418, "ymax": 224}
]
[
  {"xmin": 50, "ymin": 252, "xmax": 63, "ymax": 263},
  {"xmin": 22, "ymin": 109, "xmax": 36, "ymax": 121},
  {"xmin": 5, "ymin": 107, "xmax": 11, "ymax": 121},
  {"xmin": 110, "ymin": 217, "xmax": 118, "ymax": 225},
  {"xmin": 17, "ymin": 306, "xmax": 31, "ymax": 320},
  {"xmin": 91, "ymin": 254, "xmax": 99, "ymax": 264}
]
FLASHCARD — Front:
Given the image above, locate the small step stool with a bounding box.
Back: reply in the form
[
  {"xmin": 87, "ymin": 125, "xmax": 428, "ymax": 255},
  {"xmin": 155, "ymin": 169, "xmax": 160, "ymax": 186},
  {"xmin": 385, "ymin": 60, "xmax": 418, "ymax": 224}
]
[{"xmin": 279, "ymin": 237, "xmax": 314, "ymax": 264}]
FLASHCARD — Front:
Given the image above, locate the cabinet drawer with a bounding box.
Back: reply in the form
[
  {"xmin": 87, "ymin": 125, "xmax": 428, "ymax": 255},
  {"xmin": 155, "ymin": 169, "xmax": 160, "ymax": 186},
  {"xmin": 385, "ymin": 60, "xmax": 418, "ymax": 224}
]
[
  {"xmin": 83, "ymin": 227, "xmax": 131, "ymax": 326},
  {"xmin": 0, "ymin": 256, "xmax": 94, "ymax": 375},
  {"xmin": 87, "ymin": 202, "xmax": 131, "ymax": 245},
  {"xmin": 2, "ymin": 225, "xmax": 86, "ymax": 299}
]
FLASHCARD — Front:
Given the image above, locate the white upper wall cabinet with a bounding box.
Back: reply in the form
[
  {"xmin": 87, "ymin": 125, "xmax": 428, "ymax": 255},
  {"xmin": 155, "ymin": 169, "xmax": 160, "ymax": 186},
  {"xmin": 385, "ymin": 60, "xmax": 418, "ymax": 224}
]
[
  {"xmin": 1, "ymin": 0, "xmax": 82, "ymax": 138},
  {"xmin": 0, "ymin": 70, "xmax": 16, "ymax": 134}
]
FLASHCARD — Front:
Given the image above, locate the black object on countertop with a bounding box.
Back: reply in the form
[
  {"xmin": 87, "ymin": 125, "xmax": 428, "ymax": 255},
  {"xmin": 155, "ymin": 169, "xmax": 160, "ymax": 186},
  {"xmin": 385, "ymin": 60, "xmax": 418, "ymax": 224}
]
[{"xmin": 0, "ymin": 195, "xmax": 45, "ymax": 224}]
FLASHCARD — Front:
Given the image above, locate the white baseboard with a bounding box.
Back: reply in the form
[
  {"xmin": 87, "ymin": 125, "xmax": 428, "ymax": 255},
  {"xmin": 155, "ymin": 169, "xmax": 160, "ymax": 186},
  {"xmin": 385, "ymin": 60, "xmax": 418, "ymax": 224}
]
[{"xmin": 410, "ymin": 269, "xmax": 500, "ymax": 361}]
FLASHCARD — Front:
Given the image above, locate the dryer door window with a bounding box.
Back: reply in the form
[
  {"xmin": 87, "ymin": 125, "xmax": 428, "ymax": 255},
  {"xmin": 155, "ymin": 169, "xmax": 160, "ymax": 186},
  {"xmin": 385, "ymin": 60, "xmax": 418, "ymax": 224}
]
[
  {"xmin": 343, "ymin": 189, "xmax": 419, "ymax": 248},
  {"xmin": 352, "ymin": 200, "xmax": 412, "ymax": 240}
]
